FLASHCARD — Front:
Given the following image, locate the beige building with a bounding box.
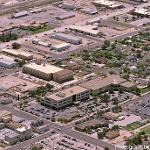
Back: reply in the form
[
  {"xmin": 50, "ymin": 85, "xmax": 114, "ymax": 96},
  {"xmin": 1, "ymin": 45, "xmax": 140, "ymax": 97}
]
[
  {"xmin": 53, "ymin": 69, "xmax": 73, "ymax": 83},
  {"xmin": 0, "ymin": 110, "xmax": 12, "ymax": 123},
  {"xmin": 23, "ymin": 63, "xmax": 73, "ymax": 82},
  {"xmin": 2, "ymin": 48, "xmax": 33, "ymax": 60},
  {"xmin": 69, "ymin": 25, "xmax": 100, "ymax": 37},
  {"xmin": 43, "ymin": 86, "xmax": 90, "ymax": 109},
  {"xmin": 79, "ymin": 75, "xmax": 136, "ymax": 94}
]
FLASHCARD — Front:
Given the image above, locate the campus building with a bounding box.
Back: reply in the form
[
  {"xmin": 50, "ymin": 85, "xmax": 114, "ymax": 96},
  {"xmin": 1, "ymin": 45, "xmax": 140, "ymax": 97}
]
[
  {"xmin": 43, "ymin": 86, "xmax": 90, "ymax": 109},
  {"xmin": 23, "ymin": 62, "xmax": 73, "ymax": 83},
  {"xmin": 79, "ymin": 75, "xmax": 136, "ymax": 94}
]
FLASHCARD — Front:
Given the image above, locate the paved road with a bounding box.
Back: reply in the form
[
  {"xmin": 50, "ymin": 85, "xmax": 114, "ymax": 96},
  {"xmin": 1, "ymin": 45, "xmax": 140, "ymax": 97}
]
[
  {"xmin": 1, "ymin": 105, "xmax": 120, "ymax": 150},
  {"xmin": 0, "ymin": 1, "xmax": 150, "ymax": 50}
]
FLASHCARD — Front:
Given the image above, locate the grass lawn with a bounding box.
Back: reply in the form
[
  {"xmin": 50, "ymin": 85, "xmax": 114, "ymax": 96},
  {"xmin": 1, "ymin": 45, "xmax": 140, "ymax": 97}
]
[
  {"xmin": 140, "ymin": 125, "xmax": 150, "ymax": 135},
  {"xmin": 24, "ymin": 25, "xmax": 53, "ymax": 34},
  {"xmin": 124, "ymin": 122, "xmax": 141, "ymax": 131}
]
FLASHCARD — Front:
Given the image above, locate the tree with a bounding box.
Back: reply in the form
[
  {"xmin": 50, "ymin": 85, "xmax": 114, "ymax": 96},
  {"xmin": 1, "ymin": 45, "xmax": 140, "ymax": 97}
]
[
  {"xmin": 104, "ymin": 147, "xmax": 109, "ymax": 150},
  {"xmin": 102, "ymin": 40, "xmax": 110, "ymax": 50},
  {"xmin": 12, "ymin": 42, "xmax": 21, "ymax": 49},
  {"xmin": 132, "ymin": 87, "xmax": 141, "ymax": 96},
  {"xmin": 31, "ymin": 146, "xmax": 40, "ymax": 150},
  {"xmin": 112, "ymin": 97, "xmax": 119, "ymax": 105},
  {"xmin": 112, "ymin": 105, "xmax": 122, "ymax": 113},
  {"xmin": 111, "ymin": 125, "xmax": 119, "ymax": 130},
  {"xmin": 45, "ymin": 83, "xmax": 54, "ymax": 91},
  {"xmin": 97, "ymin": 132, "xmax": 104, "ymax": 139}
]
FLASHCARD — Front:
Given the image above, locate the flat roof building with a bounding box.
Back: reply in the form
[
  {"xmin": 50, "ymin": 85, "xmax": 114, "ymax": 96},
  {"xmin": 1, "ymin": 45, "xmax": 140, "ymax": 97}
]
[
  {"xmin": 53, "ymin": 69, "xmax": 73, "ymax": 83},
  {"xmin": 80, "ymin": 7, "xmax": 98, "ymax": 15},
  {"xmin": 1, "ymin": 128, "xmax": 20, "ymax": 145},
  {"xmin": 12, "ymin": 11, "xmax": 29, "ymax": 18},
  {"xmin": 2, "ymin": 48, "xmax": 33, "ymax": 60},
  {"xmin": 43, "ymin": 86, "xmax": 90, "ymax": 109},
  {"xmin": 62, "ymin": 1, "xmax": 76, "ymax": 10},
  {"xmin": 23, "ymin": 63, "xmax": 73, "ymax": 82},
  {"xmin": 79, "ymin": 75, "xmax": 135, "ymax": 94},
  {"xmin": 56, "ymin": 12, "xmax": 75, "ymax": 20},
  {"xmin": 69, "ymin": 25, "xmax": 100, "ymax": 36},
  {"xmin": 0, "ymin": 55, "xmax": 16, "ymax": 68},
  {"xmin": 51, "ymin": 42, "xmax": 71, "ymax": 52},
  {"xmin": 52, "ymin": 33, "xmax": 82, "ymax": 45},
  {"xmin": 93, "ymin": 0, "xmax": 123, "ymax": 9}
]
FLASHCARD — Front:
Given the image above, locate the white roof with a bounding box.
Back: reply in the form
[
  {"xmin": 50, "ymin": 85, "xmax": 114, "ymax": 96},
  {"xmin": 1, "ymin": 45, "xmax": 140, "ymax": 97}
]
[
  {"xmin": 16, "ymin": 126, "xmax": 29, "ymax": 132},
  {"xmin": 94, "ymin": 0, "xmax": 122, "ymax": 8},
  {"xmin": 69, "ymin": 25, "xmax": 99, "ymax": 35},
  {"xmin": 53, "ymin": 43, "xmax": 70, "ymax": 49},
  {"xmin": 134, "ymin": 8, "xmax": 149, "ymax": 15}
]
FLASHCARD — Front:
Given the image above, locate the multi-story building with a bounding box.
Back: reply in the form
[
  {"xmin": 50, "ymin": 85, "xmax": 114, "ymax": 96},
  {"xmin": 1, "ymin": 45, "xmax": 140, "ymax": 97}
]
[
  {"xmin": 43, "ymin": 86, "xmax": 90, "ymax": 109},
  {"xmin": 23, "ymin": 62, "xmax": 73, "ymax": 82}
]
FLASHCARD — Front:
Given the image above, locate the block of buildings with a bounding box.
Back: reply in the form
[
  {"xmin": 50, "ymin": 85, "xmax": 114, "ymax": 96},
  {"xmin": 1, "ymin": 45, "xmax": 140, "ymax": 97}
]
[
  {"xmin": 0, "ymin": 76, "xmax": 40, "ymax": 95},
  {"xmin": 3, "ymin": 128, "xmax": 20, "ymax": 145},
  {"xmin": 31, "ymin": 120, "xmax": 49, "ymax": 134},
  {"xmin": 43, "ymin": 86, "xmax": 90, "ymax": 109},
  {"xmin": 52, "ymin": 33, "xmax": 82, "ymax": 45},
  {"xmin": 23, "ymin": 62, "xmax": 73, "ymax": 82},
  {"xmin": 75, "ymin": 119, "xmax": 108, "ymax": 132},
  {"xmin": 0, "ymin": 55, "xmax": 16, "ymax": 68}
]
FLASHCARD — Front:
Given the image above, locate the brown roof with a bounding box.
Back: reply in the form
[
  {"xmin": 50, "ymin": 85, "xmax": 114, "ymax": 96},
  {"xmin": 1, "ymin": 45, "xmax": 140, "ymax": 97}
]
[
  {"xmin": 54, "ymin": 69, "xmax": 73, "ymax": 76},
  {"xmin": 79, "ymin": 75, "xmax": 125, "ymax": 91}
]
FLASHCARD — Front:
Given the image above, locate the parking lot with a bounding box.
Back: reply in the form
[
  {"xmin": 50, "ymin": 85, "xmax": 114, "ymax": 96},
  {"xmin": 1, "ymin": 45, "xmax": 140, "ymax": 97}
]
[
  {"xmin": 127, "ymin": 96, "xmax": 150, "ymax": 117},
  {"xmin": 37, "ymin": 133, "xmax": 97, "ymax": 150}
]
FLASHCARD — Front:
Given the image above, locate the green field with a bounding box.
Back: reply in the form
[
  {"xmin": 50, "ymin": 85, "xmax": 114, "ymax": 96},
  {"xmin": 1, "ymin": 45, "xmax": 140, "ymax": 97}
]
[
  {"xmin": 140, "ymin": 125, "xmax": 150, "ymax": 135},
  {"xmin": 24, "ymin": 25, "xmax": 53, "ymax": 34},
  {"xmin": 124, "ymin": 122, "xmax": 141, "ymax": 131}
]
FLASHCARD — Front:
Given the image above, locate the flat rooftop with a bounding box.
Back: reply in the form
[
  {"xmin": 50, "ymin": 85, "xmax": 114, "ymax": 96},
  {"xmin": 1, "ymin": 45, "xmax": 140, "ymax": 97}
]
[
  {"xmin": 0, "ymin": 76, "xmax": 40, "ymax": 91},
  {"xmin": 79, "ymin": 75, "xmax": 125, "ymax": 90},
  {"xmin": 24, "ymin": 63, "xmax": 63, "ymax": 74},
  {"xmin": 120, "ymin": 81, "xmax": 135, "ymax": 88},
  {"xmin": 46, "ymin": 86, "xmax": 88, "ymax": 101},
  {"xmin": 0, "ymin": 54, "xmax": 15, "ymax": 65},
  {"xmin": 69, "ymin": 25, "xmax": 100, "ymax": 35},
  {"xmin": 2, "ymin": 48, "xmax": 33, "ymax": 57}
]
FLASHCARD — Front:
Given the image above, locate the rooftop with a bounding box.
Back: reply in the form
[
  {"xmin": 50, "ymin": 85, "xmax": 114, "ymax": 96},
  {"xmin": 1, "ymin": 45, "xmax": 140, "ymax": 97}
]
[
  {"xmin": 0, "ymin": 54, "xmax": 16, "ymax": 65},
  {"xmin": 69, "ymin": 25, "xmax": 100, "ymax": 35},
  {"xmin": 2, "ymin": 48, "xmax": 33, "ymax": 57},
  {"xmin": 46, "ymin": 86, "xmax": 88, "ymax": 101},
  {"xmin": 79, "ymin": 75, "xmax": 125, "ymax": 90},
  {"xmin": 24, "ymin": 63, "xmax": 63, "ymax": 74}
]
